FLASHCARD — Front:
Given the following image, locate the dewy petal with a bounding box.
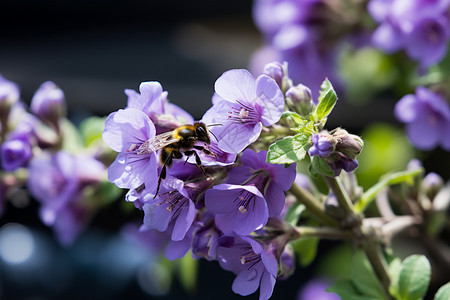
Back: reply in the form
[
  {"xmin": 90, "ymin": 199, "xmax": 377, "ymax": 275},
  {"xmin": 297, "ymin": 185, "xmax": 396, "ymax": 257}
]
[
  {"xmin": 142, "ymin": 202, "xmax": 171, "ymax": 232},
  {"xmin": 232, "ymin": 268, "xmax": 261, "ymax": 296},
  {"xmin": 103, "ymin": 108, "xmax": 154, "ymax": 153},
  {"xmin": 406, "ymin": 117, "xmax": 440, "ymax": 150},
  {"xmin": 256, "ymin": 75, "xmax": 284, "ymax": 126},
  {"xmin": 215, "ymin": 69, "xmax": 256, "ymax": 104},
  {"xmin": 172, "ymin": 199, "xmax": 195, "ymax": 241},
  {"xmin": 218, "ymin": 122, "xmax": 262, "ymax": 154},
  {"xmin": 394, "ymin": 94, "xmax": 419, "ymax": 123},
  {"xmin": 259, "ymin": 270, "xmax": 276, "ymax": 300}
]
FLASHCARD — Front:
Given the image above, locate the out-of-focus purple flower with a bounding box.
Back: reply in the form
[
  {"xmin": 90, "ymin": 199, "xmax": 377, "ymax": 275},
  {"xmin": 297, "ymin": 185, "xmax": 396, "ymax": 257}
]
[
  {"xmin": 191, "ymin": 213, "xmax": 223, "ymax": 261},
  {"xmin": 308, "ymin": 133, "xmax": 335, "ymax": 157},
  {"xmin": 422, "ymin": 172, "xmax": 444, "ymax": 200},
  {"xmin": 0, "ymin": 74, "xmax": 19, "ymax": 112},
  {"xmin": 125, "ymin": 81, "xmax": 194, "ymax": 134},
  {"xmin": 205, "ymin": 184, "xmax": 268, "ymax": 235},
  {"xmin": 27, "ymin": 151, "xmax": 105, "ymax": 245},
  {"xmin": 297, "ymin": 278, "xmax": 339, "ymax": 300},
  {"xmin": 103, "ymin": 108, "xmax": 159, "ymax": 194},
  {"xmin": 202, "ymin": 69, "xmax": 284, "ymax": 154},
  {"xmin": 279, "ymin": 246, "xmax": 296, "ymax": 280},
  {"xmin": 369, "ymin": 0, "xmax": 450, "ymax": 68},
  {"xmin": 217, "ymin": 235, "xmax": 278, "ymax": 300},
  {"xmin": 227, "ymin": 149, "xmax": 296, "ymax": 217},
  {"xmin": 1, "ymin": 131, "xmax": 33, "ymax": 171},
  {"xmin": 395, "ymin": 86, "xmax": 450, "ymax": 150},
  {"xmin": 30, "ymin": 81, "xmax": 66, "ymax": 126}
]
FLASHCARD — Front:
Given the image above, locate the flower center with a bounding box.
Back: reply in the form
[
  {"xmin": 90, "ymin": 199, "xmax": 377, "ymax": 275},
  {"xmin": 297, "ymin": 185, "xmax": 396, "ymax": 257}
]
[
  {"xmin": 233, "ymin": 189, "xmax": 256, "ymax": 214},
  {"xmin": 227, "ymin": 101, "xmax": 259, "ymax": 125},
  {"xmin": 240, "ymin": 246, "xmax": 262, "ymax": 270},
  {"xmin": 158, "ymin": 191, "xmax": 187, "ymax": 215}
]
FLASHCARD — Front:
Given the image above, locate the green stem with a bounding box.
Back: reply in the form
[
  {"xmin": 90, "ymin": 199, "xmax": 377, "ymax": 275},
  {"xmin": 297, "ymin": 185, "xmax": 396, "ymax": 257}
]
[
  {"xmin": 324, "ymin": 176, "xmax": 355, "ymax": 214},
  {"xmin": 364, "ymin": 240, "xmax": 393, "ymax": 299},
  {"xmin": 295, "ymin": 226, "xmax": 352, "ymax": 240},
  {"xmin": 289, "ymin": 183, "xmax": 339, "ymax": 227}
]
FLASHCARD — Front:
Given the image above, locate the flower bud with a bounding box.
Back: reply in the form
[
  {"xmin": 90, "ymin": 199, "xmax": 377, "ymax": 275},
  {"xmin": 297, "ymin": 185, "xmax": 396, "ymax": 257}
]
[
  {"xmin": 278, "ymin": 245, "xmax": 295, "ymax": 280},
  {"xmin": 1, "ymin": 133, "xmax": 33, "ymax": 171},
  {"xmin": 0, "ymin": 75, "xmax": 20, "ymax": 119},
  {"xmin": 263, "ymin": 61, "xmax": 293, "ymax": 93},
  {"xmin": 333, "ymin": 128, "xmax": 363, "ymax": 160},
  {"xmin": 422, "ymin": 172, "xmax": 443, "ymax": 200},
  {"xmin": 31, "ymin": 81, "xmax": 66, "ymax": 127},
  {"xmin": 285, "ymin": 84, "xmax": 314, "ymax": 116},
  {"xmin": 308, "ymin": 132, "xmax": 336, "ymax": 158}
]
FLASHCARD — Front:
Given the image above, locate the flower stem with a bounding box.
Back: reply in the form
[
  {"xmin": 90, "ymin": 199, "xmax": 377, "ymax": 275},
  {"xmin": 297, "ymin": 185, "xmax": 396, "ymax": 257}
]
[
  {"xmin": 289, "ymin": 183, "xmax": 338, "ymax": 227},
  {"xmin": 294, "ymin": 226, "xmax": 352, "ymax": 240},
  {"xmin": 363, "ymin": 240, "xmax": 392, "ymax": 299},
  {"xmin": 324, "ymin": 176, "xmax": 355, "ymax": 215}
]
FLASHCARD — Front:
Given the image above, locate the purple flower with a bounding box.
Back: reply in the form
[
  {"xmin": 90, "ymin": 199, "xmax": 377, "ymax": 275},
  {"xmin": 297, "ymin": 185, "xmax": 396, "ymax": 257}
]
[
  {"xmin": 205, "ymin": 184, "xmax": 268, "ymax": 235},
  {"xmin": 103, "ymin": 108, "xmax": 159, "ymax": 194},
  {"xmin": 227, "ymin": 149, "xmax": 296, "ymax": 217},
  {"xmin": 202, "ymin": 69, "xmax": 284, "ymax": 153},
  {"xmin": 27, "ymin": 151, "xmax": 105, "ymax": 245},
  {"xmin": 30, "ymin": 81, "xmax": 66, "ymax": 126},
  {"xmin": 308, "ymin": 134, "xmax": 335, "ymax": 157},
  {"xmin": 191, "ymin": 213, "xmax": 223, "ymax": 261},
  {"xmin": 1, "ymin": 132, "xmax": 33, "ymax": 171},
  {"xmin": 395, "ymin": 86, "xmax": 450, "ymax": 150},
  {"xmin": 141, "ymin": 177, "xmax": 196, "ymax": 242},
  {"xmin": 217, "ymin": 235, "xmax": 278, "ymax": 300},
  {"xmin": 369, "ymin": 0, "xmax": 450, "ymax": 68},
  {"xmin": 126, "ymin": 81, "xmax": 194, "ymax": 134}
]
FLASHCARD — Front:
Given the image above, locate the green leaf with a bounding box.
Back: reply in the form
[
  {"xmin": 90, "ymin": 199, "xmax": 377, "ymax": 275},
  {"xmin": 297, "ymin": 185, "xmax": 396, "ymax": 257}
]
[
  {"xmin": 309, "ymin": 156, "xmax": 335, "ymax": 177},
  {"xmin": 315, "ymin": 79, "xmax": 338, "ymax": 120},
  {"xmin": 178, "ymin": 252, "xmax": 198, "ymax": 294},
  {"xmin": 327, "ymin": 280, "xmax": 376, "ymax": 300},
  {"xmin": 284, "ymin": 202, "xmax": 305, "ymax": 226},
  {"xmin": 291, "ymin": 237, "xmax": 319, "ymax": 267},
  {"xmin": 282, "ymin": 111, "xmax": 306, "ymax": 126},
  {"xmin": 292, "ymin": 120, "xmax": 315, "ymax": 135},
  {"xmin": 79, "ymin": 116, "xmax": 106, "ymax": 147},
  {"xmin": 354, "ymin": 168, "xmax": 424, "ymax": 212},
  {"xmin": 351, "ymin": 251, "xmax": 386, "ymax": 299},
  {"xmin": 267, "ymin": 134, "xmax": 311, "ymax": 164},
  {"xmin": 397, "ymin": 255, "xmax": 431, "ymax": 300},
  {"xmin": 434, "ymin": 282, "xmax": 450, "ymax": 300},
  {"xmin": 388, "ymin": 258, "xmax": 403, "ymax": 299}
]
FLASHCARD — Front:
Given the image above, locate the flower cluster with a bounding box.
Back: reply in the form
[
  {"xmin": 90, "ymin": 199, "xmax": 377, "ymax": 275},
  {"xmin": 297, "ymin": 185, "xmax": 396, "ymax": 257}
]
[
  {"xmin": 103, "ymin": 63, "xmax": 365, "ymax": 299},
  {"xmin": 0, "ymin": 75, "xmax": 114, "ymax": 245},
  {"xmin": 368, "ymin": 0, "xmax": 450, "ymax": 69}
]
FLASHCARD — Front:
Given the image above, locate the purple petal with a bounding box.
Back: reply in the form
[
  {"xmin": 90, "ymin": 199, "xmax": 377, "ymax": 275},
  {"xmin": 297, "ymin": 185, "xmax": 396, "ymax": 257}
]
[
  {"xmin": 165, "ymin": 228, "xmax": 193, "ymax": 260},
  {"xmin": 165, "ymin": 102, "xmax": 194, "ymax": 124},
  {"xmin": 394, "ymin": 94, "xmax": 420, "ymax": 123},
  {"xmin": 218, "ymin": 122, "xmax": 262, "ymax": 154},
  {"xmin": 272, "ymin": 24, "xmax": 308, "ymax": 50},
  {"xmin": 232, "ymin": 268, "xmax": 261, "ymax": 296},
  {"xmin": 270, "ymin": 161, "xmax": 297, "ymax": 191},
  {"xmin": 215, "ymin": 69, "xmax": 256, "ymax": 104},
  {"xmin": 259, "ymin": 271, "xmax": 276, "ymax": 300},
  {"xmin": 261, "ymin": 251, "xmax": 278, "ymax": 276},
  {"xmin": 441, "ymin": 122, "xmax": 450, "ymax": 150},
  {"xmin": 265, "ymin": 183, "xmax": 285, "ymax": 218},
  {"xmin": 136, "ymin": 81, "xmax": 165, "ymax": 113},
  {"xmin": 103, "ymin": 108, "xmax": 155, "ymax": 153},
  {"xmin": 406, "ymin": 117, "xmax": 440, "ymax": 150},
  {"xmin": 255, "ymin": 75, "xmax": 284, "ymax": 126},
  {"xmin": 172, "ymin": 199, "xmax": 195, "ymax": 241},
  {"xmin": 142, "ymin": 202, "xmax": 171, "ymax": 232},
  {"xmin": 125, "ymin": 88, "xmax": 139, "ymax": 108},
  {"xmin": 372, "ymin": 22, "xmax": 405, "ymax": 53}
]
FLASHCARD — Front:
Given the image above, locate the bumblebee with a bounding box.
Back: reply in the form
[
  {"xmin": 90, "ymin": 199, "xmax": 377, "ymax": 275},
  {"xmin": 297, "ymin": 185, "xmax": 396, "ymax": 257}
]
[{"xmin": 136, "ymin": 122, "xmax": 214, "ymax": 197}]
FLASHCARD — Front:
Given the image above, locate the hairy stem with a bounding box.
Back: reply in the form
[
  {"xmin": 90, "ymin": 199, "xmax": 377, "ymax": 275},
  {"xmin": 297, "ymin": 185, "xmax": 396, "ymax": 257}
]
[
  {"xmin": 324, "ymin": 176, "xmax": 355, "ymax": 214},
  {"xmin": 295, "ymin": 226, "xmax": 352, "ymax": 240},
  {"xmin": 289, "ymin": 183, "xmax": 338, "ymax": 227},
  {"xmin": 364, "ymin": 240, "xmax": 392, "ymax": 299}
]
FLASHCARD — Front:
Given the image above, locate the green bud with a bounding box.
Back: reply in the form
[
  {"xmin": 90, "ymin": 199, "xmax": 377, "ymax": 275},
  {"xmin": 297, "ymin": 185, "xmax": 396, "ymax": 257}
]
[
  {"xmin": 285, "ymin": 84, "xmax": 314, "ymax": 116},
  {"xmin": 333, "ymin": 128, "xmax": 364, "ymax": 159}
]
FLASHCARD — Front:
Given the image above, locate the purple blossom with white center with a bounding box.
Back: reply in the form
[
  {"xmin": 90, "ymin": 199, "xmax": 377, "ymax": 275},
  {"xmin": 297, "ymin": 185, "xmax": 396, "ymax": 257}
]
[
  {"xmin": 308, "ymin": 134, "xmax": 335, "ymax": 158},
  {"xmin": 202, "ymin": 69, "xmax": 284, "ymax": 154},
  {"xmin": 1, "ymin": 131, "xmax": 33, "ymax": 171},
  {"xmin": 103, "ymin": 108, "xmax": 159, "ymax": 194},
  {"xmin": 217, "ymin": 235, "xmax": 278, "ymax": 300},
  {"xmin": 369, "ymin": 0, "xmax": 450, "ymax": 68},
  {"xmin": 126, "ymin": 81, "xmax": 194, "ymax": 134},
  {"xmin": 394, "ymin": 86, "xmax": 450, "ymax": 150},
  {"xmin": 227, "ymin": 149, "xmax": 296, "ymax": 217},
  {"xmin": 205, "ymin": 184, "xmax": 268, "ymax": 235},
  {"xmin": 30, "ymin": 81, "xmax": 66, "ymax": 125},
  {"xmin": 141, "ymin": 177, "xmax": 196, "ymax": 242}
]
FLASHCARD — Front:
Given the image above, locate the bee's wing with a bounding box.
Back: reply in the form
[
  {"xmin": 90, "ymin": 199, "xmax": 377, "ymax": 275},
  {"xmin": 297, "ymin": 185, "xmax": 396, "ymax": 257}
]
[{"xmin": 137, "ymin": 131, "xmax": 179, "ymax": 154}]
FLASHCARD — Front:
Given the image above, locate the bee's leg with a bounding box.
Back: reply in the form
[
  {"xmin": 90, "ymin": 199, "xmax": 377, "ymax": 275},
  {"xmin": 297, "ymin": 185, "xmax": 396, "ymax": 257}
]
[
  {"xmin": 155, "ymin": 150, "xmax": 174, "ymax": 198},
  {"xmin": 184, "ymin": 150, "xmax": 206, "ymax": 174},
  {"xmin": 193, "ymin": 145, "xmax": 215, "ymax": 157}
]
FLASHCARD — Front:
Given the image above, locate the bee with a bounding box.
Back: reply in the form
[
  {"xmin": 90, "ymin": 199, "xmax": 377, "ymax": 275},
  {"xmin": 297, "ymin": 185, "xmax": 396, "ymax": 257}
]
[{"xmin": 136, "ymin": 122, "xmax": 216, "ymax": 197}]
